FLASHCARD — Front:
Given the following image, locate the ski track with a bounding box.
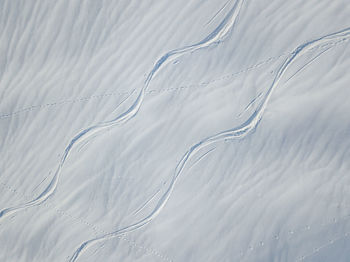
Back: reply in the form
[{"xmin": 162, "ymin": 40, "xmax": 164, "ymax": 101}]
[
  {"xmin": 0, "ymin": 0, "xmax": 244, "ymax": 221},
  {"xmin": 188, "ymin": 147, "xmax": 217, "ymax": 170},
  {"xmin": 1, "ymin": 172, "xmax": 350, "ymax": 262},
  {"xmin": 284, "ymin": 45, "xmax": 333, "ymax": 84},
  {"xmin": 0, "ymin": 0, "xmax": 245, "ymax": 259},
  {"xmin": 0, "ymin": 38, "xmax": 347, "ymax": 121},
  {"xmin": 31, "ymin": 175, "xmax": 49, "ymax": 194},
  {"xmin": 237, "ymin": 92, "xmax": 263, "ymax": 118},
  {"xmin": 1, "ymin": 0, "xmax": 349, "ymax": 260},
  {"xmin": 132, "ymin": 189, "xmax": 161, "ymax": 216},
  {"xmin": 204, "ymin": 0, "xmax": 231, "ymax": 27},
  {"xmin": 68, "ymin": 24, "xmax": 350, "ymax": 262}
]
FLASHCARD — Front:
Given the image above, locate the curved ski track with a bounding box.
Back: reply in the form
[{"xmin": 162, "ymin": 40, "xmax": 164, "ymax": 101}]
[
  {"xmin": 69, "ymin": 27, "xmax": 350, "ymax": 261},
  {"xmin": 0, "ymin": 0, "xmax": 244, "ymax": 258},
  {"xmin": 0, "ymin": 0, "xmax": 243, "ymax": 221},
  {"xmin": 1, "ymin": 0, "xmax": 349, "ymax": 260}
]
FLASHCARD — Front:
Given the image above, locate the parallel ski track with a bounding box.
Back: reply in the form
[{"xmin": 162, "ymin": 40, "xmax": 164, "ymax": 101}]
[
  {"xmin": 1, "ymin": 0, "xmax": 349, "ymax": 260},
  {"xmin": 0, "ymin": 0, "xmax": 244, "ymax": 260},
  {"xmin": 0, "ymin": 0, "xmax": 243, "ymax": 221},
  {"xmin": 69, "ymin": 27, "xmax": 350, "ymax": 262}
]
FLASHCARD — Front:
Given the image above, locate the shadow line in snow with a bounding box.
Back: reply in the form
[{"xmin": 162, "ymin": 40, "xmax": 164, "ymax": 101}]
[
  {"xmin": 0, "ymin": 0, "xmax": 244, "ymax": 222},
  {"xmin": 68, "ymin": 18, "xmax": 350, "ymax": 262},
  {"xmin": 0, "ymin": 1, "xmax": 245, "ymax": 261},
  {"xmin": 0, "ymin": 38, "xmax": 347, "ymax": 121}
]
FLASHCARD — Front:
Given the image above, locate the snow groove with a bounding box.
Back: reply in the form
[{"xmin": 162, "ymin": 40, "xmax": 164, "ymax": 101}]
[
  {"xmin": 205, "ymin": 0, "xmax": 231, "ymax": 27},
  {"xmin": 68, "ymin": 23, "xmax": 350, "ymax": 262},
  {"xmin": 0, "ymin": 0, "xmax": 244, "ymax": 222},
  {"xmin": 0, "ymin": 38, "xmax": 347, "ymax": 120},
  {"xmin": 0, "ymin": 181, "xmax": 173, "ymax": 262},
  {"xmin": 2, "ymin": 178, "xmax": 350, "ymax": 262},
  {"xmin": 0, "ymin": 0, "xmax": 245, "ymax": 260}
]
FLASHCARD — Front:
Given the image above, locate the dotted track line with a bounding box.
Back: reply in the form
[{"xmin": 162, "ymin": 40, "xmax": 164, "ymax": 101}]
[
  {"xmin": 3, "ymin": 174, "xmax": 349, "ymax": 262},
  {"xmin": 0, "ymin": 181, "xmax": 173, "ymax": 262},
  {"xmin": 236, "ymin": 206, "xmax": 350, "ymax": 261},
  {"xmin": 226, "ymin": 37, "xmax": 350, "ymax": 261},
  {"xmin": 295, "ymin": 231, "xmax": 350, "ymax": 261},
  {"xmin": 215, "ymin": 143, "xmax": 350, "ymax": 260},
  {"xmin": 0, "ymin": 38, "xmax": 348, "ymax": 261},
  {"xmin": 220, "ymin": 142, "xmax": 350, "ymax": 260},
  {"xmin": 1, "ymin": 38, "xmax": 347, "ymax": 120}
]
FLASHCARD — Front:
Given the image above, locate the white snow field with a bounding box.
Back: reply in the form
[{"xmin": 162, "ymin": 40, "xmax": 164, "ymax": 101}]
[{"xmin": 1, "ymin": 0, "xmax": 350, "ymax": 261}]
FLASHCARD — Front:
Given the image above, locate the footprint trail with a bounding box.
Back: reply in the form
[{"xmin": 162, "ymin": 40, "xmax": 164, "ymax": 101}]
[
  {"xmin": 0, "ymin": 0, "xmax": 244, "ymax": 221},
  {"xmin": 69, "ymin": 26, "xmax": 350, "ymax": 262}
]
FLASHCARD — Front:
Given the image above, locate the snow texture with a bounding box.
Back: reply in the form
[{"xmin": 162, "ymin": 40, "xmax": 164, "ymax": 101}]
[{"xmin": 1, "ymin": 0, "xmax": 350, "ymax": 261}]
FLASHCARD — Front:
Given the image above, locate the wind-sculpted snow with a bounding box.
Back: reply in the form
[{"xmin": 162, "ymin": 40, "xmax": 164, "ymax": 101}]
[
  {"xmin": 1, "ymin": 0, "xmax": 350, "ymax": 260},
  {"xmin": 0, "ymin": 0, "xmax": 244, "ymax": 246},
  {"xmin": 68, "ymin": 26, "xmax": 350, "ymax": 262}
]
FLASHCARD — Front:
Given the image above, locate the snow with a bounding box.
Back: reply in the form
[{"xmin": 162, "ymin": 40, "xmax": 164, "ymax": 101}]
[{"xmin": 1, "ymin": 0, "xmax": 350, "ymax": 261}]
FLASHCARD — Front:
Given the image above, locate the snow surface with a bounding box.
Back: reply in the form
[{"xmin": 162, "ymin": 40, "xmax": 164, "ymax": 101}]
[{"xmin": 1, "ymin": 0, "xmax": 350, "ymax": 261}]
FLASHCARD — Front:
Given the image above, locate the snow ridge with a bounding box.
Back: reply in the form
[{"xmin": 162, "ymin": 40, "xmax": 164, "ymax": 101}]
[
  {"xmin": 68, "ymin": 17, "xmax": 350, "ymax": 262},
  {"xmin": 0, "ymin": 0, "xmax": 244, "ymax": 259}
]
